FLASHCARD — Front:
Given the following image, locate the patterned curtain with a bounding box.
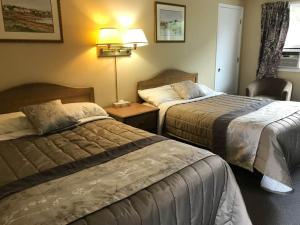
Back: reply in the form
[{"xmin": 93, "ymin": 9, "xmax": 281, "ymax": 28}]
[{"xmin": 257, "ymin": 1, "xmax": 290, "ymax": 79}]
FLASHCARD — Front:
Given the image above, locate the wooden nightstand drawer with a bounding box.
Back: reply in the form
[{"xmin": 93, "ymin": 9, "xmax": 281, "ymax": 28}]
[
  {"xmin": 104, "ymin": 103, "xmax": 159, "ymax": 133},
  {"xmin": 125, "ymin": 111, "xmax": 157, "ymax": 133}
]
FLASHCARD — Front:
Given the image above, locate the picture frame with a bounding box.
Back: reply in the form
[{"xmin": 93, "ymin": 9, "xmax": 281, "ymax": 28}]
[
  {"xmin": 155, "ymin": 1, "xmax": 186, "ymax": 43},
  {"xmin": 0, "ymin": 0, "xmax": 63, "ymax": 42}
]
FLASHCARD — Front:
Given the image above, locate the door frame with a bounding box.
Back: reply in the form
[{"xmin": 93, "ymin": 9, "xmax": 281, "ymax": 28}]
[{"xmin": 215, "ymin": 3, "xmax": 244, "ymax": 94}]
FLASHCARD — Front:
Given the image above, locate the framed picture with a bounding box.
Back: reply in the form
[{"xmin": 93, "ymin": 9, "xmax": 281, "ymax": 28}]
[
  {"xmin": 155, "ymin": 1, "xmax": 186, "ymax": 42},
  {"xmin": 0, "ymin": 0, "xmax": 63, "ymax": 42}
]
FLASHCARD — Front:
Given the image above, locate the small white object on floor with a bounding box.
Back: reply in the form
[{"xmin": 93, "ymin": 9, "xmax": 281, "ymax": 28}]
[{"xmin": 261, "ymin": 175, "xmax": 293, "ymax": 193}]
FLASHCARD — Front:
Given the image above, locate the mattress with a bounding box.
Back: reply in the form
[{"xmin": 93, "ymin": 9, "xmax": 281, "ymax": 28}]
[{"xmin": 0, "ymin": 118, "xmax": 251, "ymax": 225}]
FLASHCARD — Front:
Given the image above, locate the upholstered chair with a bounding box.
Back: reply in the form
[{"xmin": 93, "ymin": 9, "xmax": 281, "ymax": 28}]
[{"xmin": 246, "ymin": 78, "xmax": 293, "ymax": 101}]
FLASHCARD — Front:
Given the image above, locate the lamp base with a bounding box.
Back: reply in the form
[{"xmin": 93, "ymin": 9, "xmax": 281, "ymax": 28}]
[{"xmin": 113, "ymin": 100, "xmax": 131, "ymax": 108}]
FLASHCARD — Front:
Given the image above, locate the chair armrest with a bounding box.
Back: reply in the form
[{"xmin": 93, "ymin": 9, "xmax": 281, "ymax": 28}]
[
  {"xmin": 246, "ymin": 80, "xmax": 260, "ymax": 97},
  {"xmin": 281, "ymin": 81, "xmax": 293, "ymax": 101}
]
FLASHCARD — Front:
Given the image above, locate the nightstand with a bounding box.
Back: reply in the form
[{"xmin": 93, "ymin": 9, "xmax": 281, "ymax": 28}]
[{"xmin": 104, "ymin": 103, "xmax": 159, "ymax": 133}]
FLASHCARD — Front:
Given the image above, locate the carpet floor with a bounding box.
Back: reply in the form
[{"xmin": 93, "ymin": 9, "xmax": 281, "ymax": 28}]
[{"xmin": 232, "ymin": 166, "xmax": 300, "ymax": 225}]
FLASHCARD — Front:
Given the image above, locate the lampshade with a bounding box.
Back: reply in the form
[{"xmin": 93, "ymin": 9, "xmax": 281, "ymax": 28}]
[
  {"xmin": 123, "ymin": 29, "xmax": 148, "ymax": 48},
  {"xmin": 97, "ymin": 28, "xmax": 123, "ymax": 46}
]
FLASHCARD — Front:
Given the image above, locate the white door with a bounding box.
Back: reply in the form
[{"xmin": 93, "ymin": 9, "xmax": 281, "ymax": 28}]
[{"xmin": 215, "ymin": 4, "xmax": 243, "ymax": 94}]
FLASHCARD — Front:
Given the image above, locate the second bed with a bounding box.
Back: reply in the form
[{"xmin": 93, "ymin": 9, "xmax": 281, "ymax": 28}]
[{"xmin": 138, "ymin": 69, "xmax": 300, "ymax": 193}]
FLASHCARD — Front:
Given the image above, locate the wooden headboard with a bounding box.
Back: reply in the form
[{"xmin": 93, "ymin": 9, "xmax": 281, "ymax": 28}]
[
  {"xmin": 0, "ymin": 83, "xmax": 95, "ymax": 114},
  {"xmin": 137, "ymin": 69, "xmax": 198, "ymax": 91}
]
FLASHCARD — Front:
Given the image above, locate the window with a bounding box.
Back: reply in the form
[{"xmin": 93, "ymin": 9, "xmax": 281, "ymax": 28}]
[
  {"xmin": 284, "ymin": 3, "xmax": 300, "ymax": 50},
  {"xmin": 280, "ymin": 3, "xmax": 300, "ymax": 70}
]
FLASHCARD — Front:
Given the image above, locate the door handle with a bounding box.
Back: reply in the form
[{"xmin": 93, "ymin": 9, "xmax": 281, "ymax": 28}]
[{"xmin": 218, "ymin": 68, "xmax": 221, "ymax": 72}]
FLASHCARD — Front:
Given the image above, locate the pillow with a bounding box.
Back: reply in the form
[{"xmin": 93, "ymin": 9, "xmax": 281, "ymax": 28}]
[
  {"xmin": 64, "ymin": 102, "xmax": 108, "ymax": 120},
  {"xmin": 0, "ymin": 112, "xmax": 34, "ymax": 135},
  {"xmin": 138, "ymin": 85, "xmax": 181, "ymax": 106},
  {"xmin": 171, "ymin": 80, "xmax": 206, "ymax": 100},
  {"xmin": 21, "ymin": 100, "xmax": 78, "ymax": 135},
  {"xmin": 197, "ymin": 83, "xmax": 216, "ymax": 96}
]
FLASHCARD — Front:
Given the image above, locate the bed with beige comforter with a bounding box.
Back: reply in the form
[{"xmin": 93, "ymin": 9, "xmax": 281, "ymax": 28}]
[
  {"xmin": 163, "ymin": 94, "xmax": 300, "ymax": 192},
  {"xmin": 0, "ymin": 118, "xmax": 250, "ymax": 225}
]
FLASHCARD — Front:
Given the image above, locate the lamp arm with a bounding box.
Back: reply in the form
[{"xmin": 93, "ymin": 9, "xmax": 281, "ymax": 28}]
[{"xmin": 114, "ymin": 56, "xmax": 119, "ymax": 102}]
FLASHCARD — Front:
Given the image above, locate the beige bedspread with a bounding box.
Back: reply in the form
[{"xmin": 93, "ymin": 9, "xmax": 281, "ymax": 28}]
[
  {"xmin": 165, "ymin": 95, "xmax": 300, "ymax": 190},
  {"xmin": 0, "ymin": 118, "xmax": 251, "ymax": 225},
  {"xmin": 165, "ymin": 95, "xmax": 261, "ymax": 147}
]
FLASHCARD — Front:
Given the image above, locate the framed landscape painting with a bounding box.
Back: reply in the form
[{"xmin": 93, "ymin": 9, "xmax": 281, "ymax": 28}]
[
  {"xmin": 155, "ymin": 2, "xmax": 186, "ymax": 42},
  {"xmin": 0, "ymin": 0, "xmax": 63, "ymax": 42}
]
